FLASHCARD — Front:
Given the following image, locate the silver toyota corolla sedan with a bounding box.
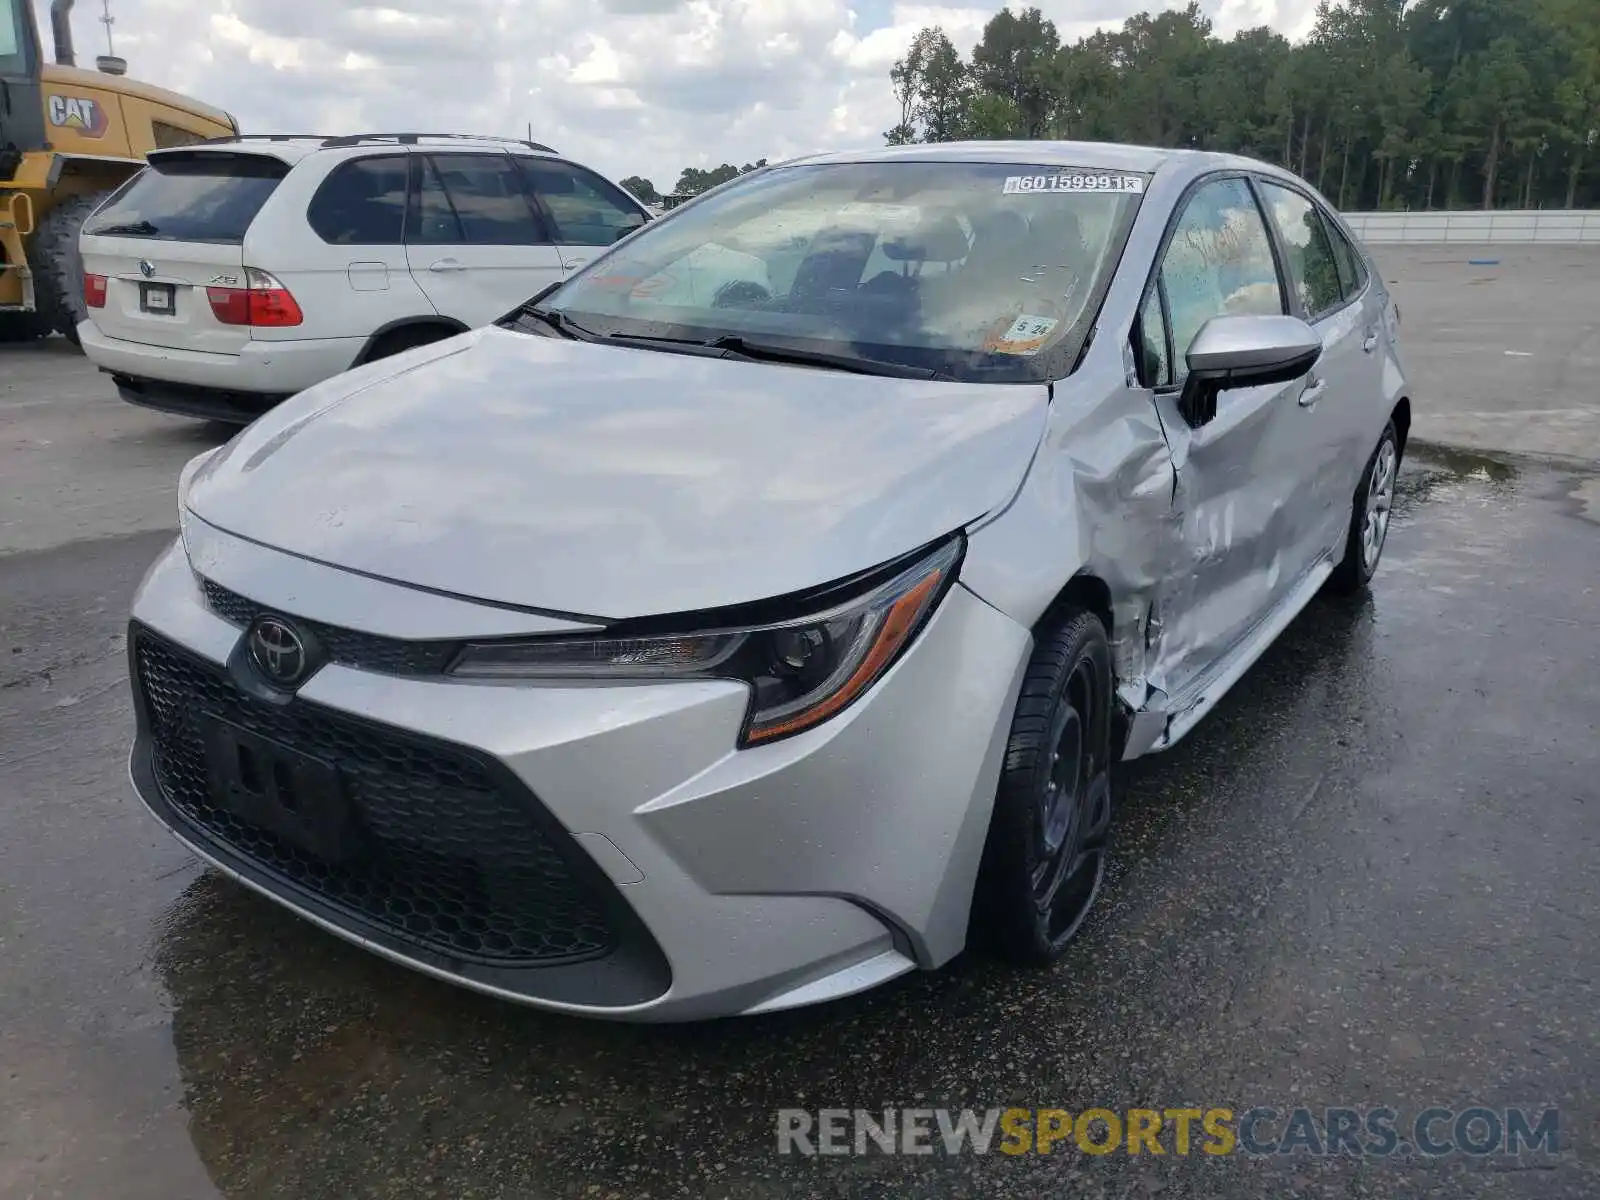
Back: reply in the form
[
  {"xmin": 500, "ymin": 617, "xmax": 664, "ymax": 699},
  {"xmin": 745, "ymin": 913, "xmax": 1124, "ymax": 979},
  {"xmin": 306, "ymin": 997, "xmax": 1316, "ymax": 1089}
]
[{"xmin": 127, "ymin": 141, "xmax": 1410, "ymax": 1021}]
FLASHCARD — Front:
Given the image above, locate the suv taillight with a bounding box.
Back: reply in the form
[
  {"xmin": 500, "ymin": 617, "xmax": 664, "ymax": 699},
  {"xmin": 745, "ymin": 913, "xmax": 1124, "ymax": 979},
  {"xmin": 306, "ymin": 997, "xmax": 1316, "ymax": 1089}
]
[
  {"xmin": 84, "ymin": 273, "xmax": 107, "ymax": 308},
  {"xmin": 206, "ymin": 268, "xmax": 303, "ymax": 328}
]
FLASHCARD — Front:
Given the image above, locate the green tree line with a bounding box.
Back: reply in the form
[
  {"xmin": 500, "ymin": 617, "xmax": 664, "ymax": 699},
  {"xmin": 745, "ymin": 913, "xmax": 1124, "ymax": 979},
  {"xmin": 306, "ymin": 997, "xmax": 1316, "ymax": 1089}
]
[
  {"xmin": 621, "ymin": 160, "xmax": 769, "ymax": 207},
  {"xmin": 886, "ymin": 0, "xmax": 1600, "ymax": 211}
]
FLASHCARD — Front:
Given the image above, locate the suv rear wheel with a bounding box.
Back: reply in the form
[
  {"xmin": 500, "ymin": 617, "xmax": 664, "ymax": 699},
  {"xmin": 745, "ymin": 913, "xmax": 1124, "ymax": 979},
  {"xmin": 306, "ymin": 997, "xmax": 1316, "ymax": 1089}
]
[{"xmin": 364, "ymin": 324, "xmax": 457, "ymax": 364}]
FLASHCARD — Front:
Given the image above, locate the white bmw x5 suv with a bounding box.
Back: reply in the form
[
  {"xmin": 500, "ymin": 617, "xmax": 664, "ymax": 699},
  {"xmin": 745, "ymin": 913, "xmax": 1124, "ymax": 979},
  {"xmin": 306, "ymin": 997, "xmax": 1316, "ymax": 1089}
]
[{"xmin": 77, "ymin": 133, "xmax": 651, "ymax": 422}]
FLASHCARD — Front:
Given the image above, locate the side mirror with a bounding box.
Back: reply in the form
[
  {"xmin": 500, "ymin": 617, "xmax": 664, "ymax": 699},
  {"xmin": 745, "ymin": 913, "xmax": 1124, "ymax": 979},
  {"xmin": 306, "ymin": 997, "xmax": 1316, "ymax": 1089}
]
[{"xmin": 1179, "ymin": 314, "xmax": 1322, "ymax": 426}]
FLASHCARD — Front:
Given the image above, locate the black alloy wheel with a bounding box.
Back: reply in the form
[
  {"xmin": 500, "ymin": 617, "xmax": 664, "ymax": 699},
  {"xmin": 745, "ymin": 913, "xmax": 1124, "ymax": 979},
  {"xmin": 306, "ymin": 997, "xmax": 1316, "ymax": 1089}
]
[{"xmin": 976, "ymin": 607, "xmax": 1114, "ymax": 965}]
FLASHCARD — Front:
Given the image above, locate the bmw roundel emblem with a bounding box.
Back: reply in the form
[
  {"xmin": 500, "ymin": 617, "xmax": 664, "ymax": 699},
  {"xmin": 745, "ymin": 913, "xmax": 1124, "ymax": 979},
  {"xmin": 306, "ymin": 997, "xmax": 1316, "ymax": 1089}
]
[
  {"xmin": 248, "ymin": 615, "xmax": 309, "ymax": 686},
  {"xmin": 138, "ymin": 259, "xmax": 156, "ymax": 279}
]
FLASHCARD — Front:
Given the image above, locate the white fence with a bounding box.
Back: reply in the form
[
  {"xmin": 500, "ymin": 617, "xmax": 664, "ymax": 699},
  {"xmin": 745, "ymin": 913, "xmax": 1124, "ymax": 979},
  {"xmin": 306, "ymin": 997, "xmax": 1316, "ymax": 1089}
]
[{"xmin": 1341, "ymin": 209, "xmax": 1600, "ymax": 244}]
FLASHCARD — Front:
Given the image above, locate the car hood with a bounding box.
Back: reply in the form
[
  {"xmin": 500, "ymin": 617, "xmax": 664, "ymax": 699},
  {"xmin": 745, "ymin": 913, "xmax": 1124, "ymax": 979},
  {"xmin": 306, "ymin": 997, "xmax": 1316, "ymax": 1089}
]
[{"xmin": 186, "ymin": 327, "xmax": 1049, "ymax": 620}]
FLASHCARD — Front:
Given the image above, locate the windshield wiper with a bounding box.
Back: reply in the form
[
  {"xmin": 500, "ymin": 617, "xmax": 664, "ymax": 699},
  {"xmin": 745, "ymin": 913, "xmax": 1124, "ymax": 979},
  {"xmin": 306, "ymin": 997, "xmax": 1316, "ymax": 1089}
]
[
  {"xmin": 89, "ymin": 220, "xmax": 160, "ymax": 237},
  {"xmin": 503, "ymin": 303, "xmax": 599, "ymax": 341},
  {"xmin": 600, "ymin": 331, "xmax": 748, "ymax": 361},
  {"xmin": 603, "ymin": 332, "xmax": 937, "ymax": 379},
  {"xmin": 711, "ymin": 335, "xmax": 938, "ymax": 379}
]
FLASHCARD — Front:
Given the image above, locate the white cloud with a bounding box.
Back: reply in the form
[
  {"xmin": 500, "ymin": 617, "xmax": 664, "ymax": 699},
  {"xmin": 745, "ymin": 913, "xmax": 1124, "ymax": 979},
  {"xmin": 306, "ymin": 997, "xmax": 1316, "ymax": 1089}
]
[{"xmin": 31, "ymin": 0, "xmax": 1321, "ymax": 192}]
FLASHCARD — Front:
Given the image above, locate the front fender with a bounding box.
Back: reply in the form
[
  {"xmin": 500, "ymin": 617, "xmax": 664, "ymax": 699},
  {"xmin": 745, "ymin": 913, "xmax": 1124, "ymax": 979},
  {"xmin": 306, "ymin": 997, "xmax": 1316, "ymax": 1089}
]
[{"xmin": 960, "ymin": 354, "xmax": 1179, "ymax": 714}]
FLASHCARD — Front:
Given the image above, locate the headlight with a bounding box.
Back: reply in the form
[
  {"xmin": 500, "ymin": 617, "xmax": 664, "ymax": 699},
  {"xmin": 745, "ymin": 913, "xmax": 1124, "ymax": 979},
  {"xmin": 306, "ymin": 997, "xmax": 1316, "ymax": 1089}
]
[
  {"xmin": 448, "ymin": 537, "xmax": 963, "ymax": 746},
  {"xmin": 176, "ymin": 447, "xmax": 221, "ymax": 550},
  {"xmin": 176, "ymin": 446, "xmax": 217, "ymax": 509}
]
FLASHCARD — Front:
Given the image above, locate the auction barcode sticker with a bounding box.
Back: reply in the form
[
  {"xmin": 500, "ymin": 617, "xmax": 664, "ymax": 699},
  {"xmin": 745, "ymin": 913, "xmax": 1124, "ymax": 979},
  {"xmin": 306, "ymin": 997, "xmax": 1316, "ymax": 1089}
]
[{"xmin": 1003, "ymin": 172, "xmax": 1146, "ymax": 195}]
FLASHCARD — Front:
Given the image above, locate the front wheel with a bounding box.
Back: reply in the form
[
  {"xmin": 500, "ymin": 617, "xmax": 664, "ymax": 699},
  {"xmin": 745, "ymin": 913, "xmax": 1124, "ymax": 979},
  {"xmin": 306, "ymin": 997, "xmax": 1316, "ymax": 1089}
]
[
  {"xmin": 974, "ymin": 608, "xmax": 1114, "ymax": 965},
  {"xmin": 1329, "ymin": 419, "xmax": 1400, "ymax": 595}
]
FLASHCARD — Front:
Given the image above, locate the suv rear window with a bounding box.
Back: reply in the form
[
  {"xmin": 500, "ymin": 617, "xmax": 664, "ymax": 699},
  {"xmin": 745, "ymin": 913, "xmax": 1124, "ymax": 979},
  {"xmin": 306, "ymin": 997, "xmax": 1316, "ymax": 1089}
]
[{"xmin": 85, "ymin": 152, "xmax": 289, "ymax": 244}]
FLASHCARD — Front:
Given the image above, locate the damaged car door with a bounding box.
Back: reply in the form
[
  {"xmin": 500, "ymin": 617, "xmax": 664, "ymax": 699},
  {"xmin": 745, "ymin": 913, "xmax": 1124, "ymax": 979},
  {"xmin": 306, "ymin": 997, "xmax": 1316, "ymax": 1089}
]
[{"xmin": 1137, "ymin": 175, "xmax": 1327, "ymax": 708}]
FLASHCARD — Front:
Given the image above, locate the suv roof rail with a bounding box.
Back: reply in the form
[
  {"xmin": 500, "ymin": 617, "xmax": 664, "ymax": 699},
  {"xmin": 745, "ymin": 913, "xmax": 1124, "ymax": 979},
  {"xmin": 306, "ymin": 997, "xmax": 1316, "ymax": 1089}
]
[
  {"xmin": 189, "ymin": 134, "xmax": 332, "ymax": 146},
  {"xmin": 317, "ymin": 133, "xmax": 558, "ymax": 154}
]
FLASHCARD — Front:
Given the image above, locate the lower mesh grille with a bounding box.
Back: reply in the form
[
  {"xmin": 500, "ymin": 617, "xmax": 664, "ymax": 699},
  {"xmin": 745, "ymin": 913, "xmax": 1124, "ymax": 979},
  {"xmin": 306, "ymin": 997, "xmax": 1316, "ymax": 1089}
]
[{"xmin": 133, "ymin": 629, "xmax": 616, "ymax": 966}]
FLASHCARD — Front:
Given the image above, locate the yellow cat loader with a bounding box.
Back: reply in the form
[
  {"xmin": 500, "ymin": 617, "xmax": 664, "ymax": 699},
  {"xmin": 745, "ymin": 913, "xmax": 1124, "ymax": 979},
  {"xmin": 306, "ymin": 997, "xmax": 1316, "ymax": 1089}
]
[{"xmin": 0, "ymin": 0, "xmax": 236, "ymax": 342}]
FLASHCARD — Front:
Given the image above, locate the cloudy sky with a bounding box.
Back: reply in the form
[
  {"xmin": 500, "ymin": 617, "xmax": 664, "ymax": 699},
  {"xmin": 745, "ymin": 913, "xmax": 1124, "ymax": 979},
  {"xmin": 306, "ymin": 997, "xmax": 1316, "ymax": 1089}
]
[{"xmin": 38, "ymin": 0, "xmax": 1320, "ymax": 189}]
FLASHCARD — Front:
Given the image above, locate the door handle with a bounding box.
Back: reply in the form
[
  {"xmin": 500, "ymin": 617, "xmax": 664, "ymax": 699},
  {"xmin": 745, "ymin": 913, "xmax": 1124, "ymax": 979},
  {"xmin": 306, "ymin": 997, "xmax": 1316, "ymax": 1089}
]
[
  {"xmin": 1298, "ymin": 378, "xmax": 1327, "ymax": 409},
  {"xmin": 427, "ymin": 258, "xmax": 465, "ymax": 273},
  {"xmin": 565, "ymin": 258, "xmax": 590, "ymax": 269}
]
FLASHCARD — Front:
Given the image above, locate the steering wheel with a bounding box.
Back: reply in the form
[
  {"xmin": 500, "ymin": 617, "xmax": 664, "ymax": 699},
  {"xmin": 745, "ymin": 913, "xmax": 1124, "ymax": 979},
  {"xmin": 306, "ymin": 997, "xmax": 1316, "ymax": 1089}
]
[{"xmin": 712, "ymin": 280, "xmax": 771, "ymax": 309}]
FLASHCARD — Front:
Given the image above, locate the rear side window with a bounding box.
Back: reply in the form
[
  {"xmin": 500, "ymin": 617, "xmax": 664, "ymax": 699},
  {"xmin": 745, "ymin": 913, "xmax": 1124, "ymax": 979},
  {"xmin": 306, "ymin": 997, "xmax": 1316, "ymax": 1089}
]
[
  {"xmin": 409, "ymin": 154, "xmax": 546, "ymax": 246},
  {"xmin": 84, "ymin": 152, "xmax": 288, "ymax": 244},
  {"xmin": 1257, "ymin": 180, "xmax": 1344, "ymax": 319},
  {"xmin": 308, "ymin": 155, "xmax": 409, "ymax": 245},
  {"xmin": 516, "ymin": 158, "xmax": 644, "ymax": 247},
  {"xmin": 1321, "ymin": 212, "xmax": 1369, "ymax": 299}
]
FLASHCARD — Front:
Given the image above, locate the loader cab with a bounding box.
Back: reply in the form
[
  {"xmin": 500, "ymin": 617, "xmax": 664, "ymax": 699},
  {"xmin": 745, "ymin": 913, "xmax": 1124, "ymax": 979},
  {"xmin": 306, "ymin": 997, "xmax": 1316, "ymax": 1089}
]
[{"xmin": 0, "ymin": 0, "xmax": 48, "ymax": 177}]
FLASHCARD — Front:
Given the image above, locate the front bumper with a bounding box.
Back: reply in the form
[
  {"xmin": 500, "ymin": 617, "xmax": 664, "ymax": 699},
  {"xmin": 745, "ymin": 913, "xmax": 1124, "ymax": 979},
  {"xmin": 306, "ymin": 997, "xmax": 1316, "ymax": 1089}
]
[{"xmin": 127, "ymin": 527, "xmax": 1031, "ymax": 1020}]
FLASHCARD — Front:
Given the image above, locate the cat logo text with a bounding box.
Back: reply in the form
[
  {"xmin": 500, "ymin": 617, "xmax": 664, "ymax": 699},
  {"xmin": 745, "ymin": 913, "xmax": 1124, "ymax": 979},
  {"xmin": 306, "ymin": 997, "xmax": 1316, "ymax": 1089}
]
[{"xmin": 47, "ymin": 95, "xmax": 109, "ymax": 138}]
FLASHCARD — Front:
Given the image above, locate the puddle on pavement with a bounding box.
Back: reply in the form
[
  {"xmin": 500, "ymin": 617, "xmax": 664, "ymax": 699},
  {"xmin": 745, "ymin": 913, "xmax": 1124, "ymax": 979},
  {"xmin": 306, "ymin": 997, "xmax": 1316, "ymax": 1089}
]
[
  {"xmin": 1403, "ymin": 442, "xmax": 1519, "ymax": 484},
  {"xmin": 1395, "ymin": 442, "xmax": 1521, "ymax": 515}
]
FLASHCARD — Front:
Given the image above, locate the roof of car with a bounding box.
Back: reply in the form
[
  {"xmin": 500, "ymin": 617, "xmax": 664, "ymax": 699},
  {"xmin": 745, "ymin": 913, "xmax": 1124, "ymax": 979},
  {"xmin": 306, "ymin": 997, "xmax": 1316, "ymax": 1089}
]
[
  {"xmin": 150, "ymin": 134, "xmax": 560, "ymax": 168},
  {"xmin": 775, "ymin": 140, "xmax": 1281, "ymax": 179}
]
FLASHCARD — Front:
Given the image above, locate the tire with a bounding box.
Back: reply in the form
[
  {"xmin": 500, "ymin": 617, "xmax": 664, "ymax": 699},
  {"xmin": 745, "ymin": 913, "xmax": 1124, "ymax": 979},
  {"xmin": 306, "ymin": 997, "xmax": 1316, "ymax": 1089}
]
[
  {"xmin": 974, "ymin": 607, "xmax": 1115, "ymax": 965},
  {"xmin": 1329, "ymin": 419, "xmax": 1401, "ymax": 595},
  {"xmin": 0, "ymin": 310, "xmax": 50, "ymax": 342},
  {"xmin": 27, "ymin": 191, "xmax": 110, "ymax": 346},
  {"xmin": 364, "ymin": 324, "xmax": 455, "ymax": 364}
]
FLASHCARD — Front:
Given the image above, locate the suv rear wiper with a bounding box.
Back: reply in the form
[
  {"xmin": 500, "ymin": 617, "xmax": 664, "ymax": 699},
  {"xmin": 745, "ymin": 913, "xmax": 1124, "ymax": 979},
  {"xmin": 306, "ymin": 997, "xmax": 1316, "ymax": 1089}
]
[
  {"xmin": 603, "ymin": 332, "xmax": 938, "ymax": 379},
  {"xmin": 89, "ymin": 220, "xmax": 160, "ymax": 237}
]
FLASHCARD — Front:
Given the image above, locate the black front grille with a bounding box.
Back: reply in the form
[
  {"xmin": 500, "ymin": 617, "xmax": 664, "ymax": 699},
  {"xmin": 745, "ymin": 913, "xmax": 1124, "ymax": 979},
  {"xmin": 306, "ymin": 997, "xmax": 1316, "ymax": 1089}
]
[
  {"xmin": 201, "ymin": 578, "xmax": 459, "ymax": 676},
  {"xmin": 133, "ymin": 630, "xmax": 616, "ymax": 966}
]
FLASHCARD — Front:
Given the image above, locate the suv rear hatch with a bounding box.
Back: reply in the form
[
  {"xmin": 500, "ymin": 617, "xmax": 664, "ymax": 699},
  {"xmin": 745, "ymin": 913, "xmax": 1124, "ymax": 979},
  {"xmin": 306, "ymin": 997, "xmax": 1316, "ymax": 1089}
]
[{"xmin": 79, "ymin": 150, "xmax": 291, "ymax": 354}]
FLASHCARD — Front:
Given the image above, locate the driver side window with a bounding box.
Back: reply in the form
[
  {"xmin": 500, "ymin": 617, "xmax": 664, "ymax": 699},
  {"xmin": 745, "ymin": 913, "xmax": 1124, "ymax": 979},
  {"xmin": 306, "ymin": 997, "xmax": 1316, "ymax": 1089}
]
[{"xmin": 1158, "ymin": 177, "xmax": 1286, "ymax": 398}]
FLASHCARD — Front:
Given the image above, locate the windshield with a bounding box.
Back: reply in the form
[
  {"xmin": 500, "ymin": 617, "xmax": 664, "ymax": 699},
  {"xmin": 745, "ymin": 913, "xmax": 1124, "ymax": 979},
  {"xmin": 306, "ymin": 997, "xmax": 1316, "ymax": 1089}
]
[
  {"xmin": 534, "ymin": 160, "xmax": 1147, "ymax": 382},
  {"xmin": 85, "ymin": 152, "xmax": 290, "ymax": 244}
]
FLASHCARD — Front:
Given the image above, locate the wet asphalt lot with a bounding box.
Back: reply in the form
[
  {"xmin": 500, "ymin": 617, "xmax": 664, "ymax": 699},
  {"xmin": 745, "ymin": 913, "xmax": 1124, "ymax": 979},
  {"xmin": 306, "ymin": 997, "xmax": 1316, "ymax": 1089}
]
[{"xmin": 2, "ymin": 247, "xmax": 1598, "ymax": 1198}]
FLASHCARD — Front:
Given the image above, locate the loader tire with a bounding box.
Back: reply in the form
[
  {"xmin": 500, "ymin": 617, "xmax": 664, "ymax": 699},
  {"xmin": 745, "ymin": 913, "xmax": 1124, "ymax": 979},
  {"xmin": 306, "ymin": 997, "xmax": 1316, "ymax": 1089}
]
[
  {"xmin": 0, "ymin": 310, "xmax": 49, "ymax": 342},
  {"xmin": 28, "ymin": 192, "xmax": 110, "ymax": 347}
]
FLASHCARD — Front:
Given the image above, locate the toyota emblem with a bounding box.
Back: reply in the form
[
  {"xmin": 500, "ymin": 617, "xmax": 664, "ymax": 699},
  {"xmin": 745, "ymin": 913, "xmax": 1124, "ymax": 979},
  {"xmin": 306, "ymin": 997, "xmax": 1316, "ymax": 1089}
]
[
  {"xmin": 138, "ymin": 259, "xmax": 156, "ymax": 278},
  {"xmin": 248, "ymin": 615, "xmax": 309, "ymax": 686}
]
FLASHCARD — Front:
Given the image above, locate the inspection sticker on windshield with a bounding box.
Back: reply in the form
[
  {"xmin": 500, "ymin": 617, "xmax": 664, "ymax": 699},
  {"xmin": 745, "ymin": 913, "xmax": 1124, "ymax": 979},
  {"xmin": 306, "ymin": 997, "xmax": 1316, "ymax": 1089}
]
[
  {"xmin": 987, "ymin": 314, "xmax": 1059, "ymax": 356},
  {"xmin": 1003, "ymin": 172, "xmax": 1145, "ymax": 195}
]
